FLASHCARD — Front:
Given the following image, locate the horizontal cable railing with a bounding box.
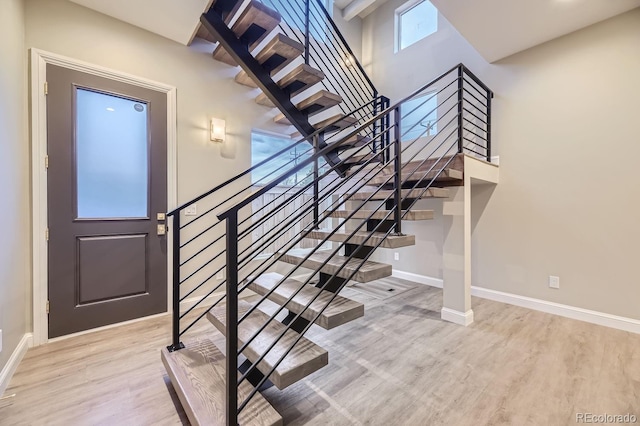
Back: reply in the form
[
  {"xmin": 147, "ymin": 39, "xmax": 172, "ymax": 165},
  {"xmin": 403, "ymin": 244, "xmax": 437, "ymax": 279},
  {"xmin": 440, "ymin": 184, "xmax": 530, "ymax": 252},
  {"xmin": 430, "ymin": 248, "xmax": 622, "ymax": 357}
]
[{"xmin": 166, "ymin": 63, "xmax": 493, "ymax": 425}]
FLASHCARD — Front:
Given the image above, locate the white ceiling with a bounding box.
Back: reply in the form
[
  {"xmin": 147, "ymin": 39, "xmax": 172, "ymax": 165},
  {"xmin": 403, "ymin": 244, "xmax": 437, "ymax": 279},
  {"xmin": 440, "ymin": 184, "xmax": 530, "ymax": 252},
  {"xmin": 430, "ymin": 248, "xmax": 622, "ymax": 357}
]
[
  {"xmin": 69, "ymin": 0, "xmax": 640, "ymax": 62},
  {"xmin": 429, "ymin": 0, "xmax": 640, "ymax": 62},
  {"xmin": 69, "ymin": 0, "xmax": 212, "ymax": 45}
]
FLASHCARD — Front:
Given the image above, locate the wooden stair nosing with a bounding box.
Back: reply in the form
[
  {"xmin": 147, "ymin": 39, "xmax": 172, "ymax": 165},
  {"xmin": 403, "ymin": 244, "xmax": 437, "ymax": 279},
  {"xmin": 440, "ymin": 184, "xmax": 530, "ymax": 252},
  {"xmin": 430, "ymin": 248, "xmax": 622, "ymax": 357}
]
[
  {"xmin": 207, "ymin": 300, "xmax": 328, "ymax": 389},
  {"xmin": 274, "ymin": 113, "xmax": 291, "ymax": 125},
  {"xmin": 329, "ymin": 209, "xmax": 434, "ymax": 221},
  {"xmin": 278, "ymin": 251, "xmax": 392, "ymax": 283},
  {"xmin": 297, "ymin": 90, "xmax": 343, "ymax": 116},
  {"xmin": 306, "ymin": 230, "xmax": 415, "ymax": 249},
  {"xmin": 247, "ymin": 272, "xmax": 364, "ymax": 329},
  {"xmin": 370, "ymin": 168, "xmax": 464, "ymax": 185},
  {"xmin": 161, "ymin": 339, "xmax": 283, "ymax": 426},
  {"xmin": 255, "ymin": 92, "xmax": 275, "ymax": 107},
  {"xmin": 313, "ymin": 114, "xmax": 358, "ymax": 131},
  {"xmin": 343, "ymin": 153, "xmax": 382, "ymax": 166},
  {"xmin": 345, "ymin": 187, "xmax": 450, "ymax": 201},
  {"xmin": 254, "ymin": 33, "xmax": 304, "ymax": 75},
  {"xmin": 211, "ymin": 1, "xmax": 282, "ymax": 66},
  {"xmin": 329, "ymin": 134, "xmax": 371, "ymax": 152},
  {"xmin": 235, "ymin": 70, "xmax": 259, "ymax": 88},
  {"xmin": 277, "ymin": 63, "xmax": 325, "ymax": 97}
]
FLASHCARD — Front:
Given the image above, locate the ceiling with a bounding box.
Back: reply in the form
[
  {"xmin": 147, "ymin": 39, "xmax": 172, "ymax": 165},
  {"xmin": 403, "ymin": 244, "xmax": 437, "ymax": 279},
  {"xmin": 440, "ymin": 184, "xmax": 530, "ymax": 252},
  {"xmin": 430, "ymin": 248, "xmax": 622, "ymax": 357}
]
[
  {"xmin": 69, "ymin": 0, "xmax": 640, "ymax": 62},
  {"xmin": 428, "ymin": 0, "xmax": 640, "ymax": 62}
]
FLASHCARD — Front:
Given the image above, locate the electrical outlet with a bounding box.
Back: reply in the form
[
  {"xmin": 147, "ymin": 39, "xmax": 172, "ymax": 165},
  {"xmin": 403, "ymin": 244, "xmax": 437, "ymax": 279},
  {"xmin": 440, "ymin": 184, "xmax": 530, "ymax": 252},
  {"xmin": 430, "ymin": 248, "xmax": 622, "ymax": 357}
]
[
  {"xmin": 216, "ymin": 271, "xmax": 224, "ymax": 280},
  {"xmin": 549, "ymin": 275, "xmax": 560, "ymax": 289},
  {"xmin": 184, "ymin": 204, "xmax": 197, "ymax": 216},
  {"xmin": 394, "ymin": 252, "xmax": 400, "ymax": 261}
]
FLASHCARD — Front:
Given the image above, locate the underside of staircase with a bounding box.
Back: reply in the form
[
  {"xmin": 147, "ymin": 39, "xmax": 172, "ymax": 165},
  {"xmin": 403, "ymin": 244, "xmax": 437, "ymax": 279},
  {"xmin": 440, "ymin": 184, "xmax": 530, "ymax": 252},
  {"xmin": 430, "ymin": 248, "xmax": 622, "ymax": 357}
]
[{"xmin": 162, "ymin": 1, "xmax": 494, "ymax": 423}]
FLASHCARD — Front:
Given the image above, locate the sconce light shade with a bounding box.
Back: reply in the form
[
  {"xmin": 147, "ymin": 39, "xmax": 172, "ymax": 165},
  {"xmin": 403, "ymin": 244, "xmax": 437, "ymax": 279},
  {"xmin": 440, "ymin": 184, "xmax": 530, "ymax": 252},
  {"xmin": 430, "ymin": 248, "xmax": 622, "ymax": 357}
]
[{"xmin": 210, "ymin": 118, "xmax": 226, "ymax": 142}]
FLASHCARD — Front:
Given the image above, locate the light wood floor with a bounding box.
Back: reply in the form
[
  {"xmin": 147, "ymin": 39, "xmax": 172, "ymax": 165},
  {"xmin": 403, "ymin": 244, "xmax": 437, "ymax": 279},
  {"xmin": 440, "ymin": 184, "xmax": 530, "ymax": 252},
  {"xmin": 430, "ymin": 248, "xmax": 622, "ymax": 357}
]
[{"xmin": 2, "ymin": 280, "xmax": 639, "ymax": 425}]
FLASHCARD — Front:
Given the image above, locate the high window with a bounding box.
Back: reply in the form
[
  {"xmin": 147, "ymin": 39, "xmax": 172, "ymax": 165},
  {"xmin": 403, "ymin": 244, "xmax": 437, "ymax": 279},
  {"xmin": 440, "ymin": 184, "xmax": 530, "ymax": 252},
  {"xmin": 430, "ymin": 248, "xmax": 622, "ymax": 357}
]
[{"xmin": 395, "ymin": 0, "xmax": 438, "ymax": 52}]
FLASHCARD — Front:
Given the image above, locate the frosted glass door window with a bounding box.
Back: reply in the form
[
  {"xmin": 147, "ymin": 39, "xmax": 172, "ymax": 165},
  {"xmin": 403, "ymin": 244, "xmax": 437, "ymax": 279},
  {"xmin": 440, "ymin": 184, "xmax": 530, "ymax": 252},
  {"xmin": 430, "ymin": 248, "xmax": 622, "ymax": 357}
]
[{"xmin": 76, "ymin": 88, "xmax": 149, "ymax": 219}]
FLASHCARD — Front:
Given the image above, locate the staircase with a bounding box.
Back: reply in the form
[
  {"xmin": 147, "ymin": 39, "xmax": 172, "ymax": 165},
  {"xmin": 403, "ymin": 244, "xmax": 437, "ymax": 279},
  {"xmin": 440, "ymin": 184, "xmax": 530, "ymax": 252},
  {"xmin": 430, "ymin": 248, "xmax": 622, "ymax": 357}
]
[{"xmin": 162, "ymin": 0, "xmax": 494, "ymax": 424}]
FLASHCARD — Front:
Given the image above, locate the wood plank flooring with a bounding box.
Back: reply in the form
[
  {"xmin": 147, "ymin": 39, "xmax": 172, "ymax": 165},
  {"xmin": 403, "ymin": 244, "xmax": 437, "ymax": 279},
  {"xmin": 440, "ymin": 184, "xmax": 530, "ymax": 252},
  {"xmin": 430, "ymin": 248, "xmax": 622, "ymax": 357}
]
[{"xmin": 2, "ymin": 278, "xmax": 639, "ymax": 425}]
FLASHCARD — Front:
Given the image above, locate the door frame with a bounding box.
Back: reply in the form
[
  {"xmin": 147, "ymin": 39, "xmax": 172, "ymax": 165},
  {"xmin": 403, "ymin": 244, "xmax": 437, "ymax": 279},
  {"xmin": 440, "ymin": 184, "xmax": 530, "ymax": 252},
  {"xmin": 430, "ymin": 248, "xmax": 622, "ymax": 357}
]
[{"xmin": 30, "ymin": 48, "xmax": 178, "ymax": 346}]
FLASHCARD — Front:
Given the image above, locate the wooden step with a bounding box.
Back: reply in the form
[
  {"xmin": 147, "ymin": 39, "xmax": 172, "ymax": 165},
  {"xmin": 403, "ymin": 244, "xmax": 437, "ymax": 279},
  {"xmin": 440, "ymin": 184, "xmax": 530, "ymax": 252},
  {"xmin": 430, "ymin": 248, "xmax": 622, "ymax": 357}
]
[
  {"xmin": 247, "ymin": 272, "xmax": 364, "ymax": 329},
  {"xmin": 274, "ymin": 113, "xmax": 291, "ymax": 125},
  {"xmin": 195, "ymin": 24, "xmax": 218, "ymax": 44},
  {"xmin": 329, "ymin": 134, "xmax": 371, "ymax": 152},
  {"xmin": 329, "ymin": 209, "xmax": 434, "ymax": 221},
  {"xmin": 235, "ymin": 70, "xmax": 259, "ymax": 88},
  {"xmin": 306, "ymin": 229, "xmax": 416, "ymax": 248},
  {"xmin": 278, "ymin": 250, "xmax": 391, "ymax": 283},
  {"xmin": 307, "ymin": 230, "xmax": 415, "ymax": 249},
  {"xmin": 343, "ymin": 153, "xmax": 382, "ymax": 166},
  {"xmin": 212, "ymin": 1, "xmax": 282, "ymax": 66},
  {"xmin": 255, "ymin": 92, "xmax": 275, "ymax": 107},
  {"xmin": 255, "ymin": 34, "xmax": 304, "ymax": 75},
  {"xmin": 161, "ymin": 339, "xmax": 283, "ymax": 426},
  {"xmin": 370, "ymin": 167, "xmax": 463, "ymax": 186},
  {"xmin": 314, "ymin": 114, "xmax": 358, "ymax": 132},
  {"xmin": 277, "ymin": 64, "xmax": 324, "ymax": 97},
  {"xmin": 195, "ymin": 0, "xmax": 242, "ymax": 44},
  {"xmin": 207, "ymin": 300, "xmax": 328, "ymax": 389},
  {"xmin": 345, "ymin": 187, "xmax": 450, "ymax": 201},
  {"xmin": 297, "ymin": 90, "xmax": 343, "ymax": 117}
]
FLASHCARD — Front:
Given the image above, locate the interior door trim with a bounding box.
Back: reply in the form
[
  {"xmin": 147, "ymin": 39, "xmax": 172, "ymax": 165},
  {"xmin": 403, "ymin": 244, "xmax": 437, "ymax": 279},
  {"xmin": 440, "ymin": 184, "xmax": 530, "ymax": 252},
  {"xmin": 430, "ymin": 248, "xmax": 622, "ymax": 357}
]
[{"xmin": 30, "ymin": 48, "xmax": 178, "ymax": 346}]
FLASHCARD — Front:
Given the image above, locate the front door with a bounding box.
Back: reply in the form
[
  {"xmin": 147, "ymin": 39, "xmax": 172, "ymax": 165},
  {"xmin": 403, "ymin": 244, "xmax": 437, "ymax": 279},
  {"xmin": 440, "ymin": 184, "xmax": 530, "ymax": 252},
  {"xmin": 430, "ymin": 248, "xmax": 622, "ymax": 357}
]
[{"xmin": 46, "ymin": 64, "xmax": 168, "ymax": 338}]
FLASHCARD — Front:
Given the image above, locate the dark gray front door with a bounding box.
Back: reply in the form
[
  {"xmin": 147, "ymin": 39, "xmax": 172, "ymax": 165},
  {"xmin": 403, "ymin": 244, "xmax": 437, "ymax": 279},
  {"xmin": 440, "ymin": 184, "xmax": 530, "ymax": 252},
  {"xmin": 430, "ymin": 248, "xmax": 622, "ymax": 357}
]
[{"xmin": 47, "ymin": 64, "xmax": 168, "ymax": 338}]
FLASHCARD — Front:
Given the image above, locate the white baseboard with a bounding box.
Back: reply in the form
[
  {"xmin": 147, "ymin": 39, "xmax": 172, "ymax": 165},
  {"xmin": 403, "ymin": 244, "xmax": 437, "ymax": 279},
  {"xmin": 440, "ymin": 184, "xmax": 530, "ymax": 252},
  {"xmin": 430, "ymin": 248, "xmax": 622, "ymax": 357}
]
[
  {"xmin": 441, "ymin": 307, "xmax": 474, "ymax": 326},
  {"xmin": 392, "ymin": 270, "xmax": 443, "ymax": 288},
  {"xmin": 471, "ymin": 286, "xmax": 640, "ymax": 335},
  {"xmin": 0, "ymin": 333, "xmax": 33, "ymax": 396},
  {"xmin": 394, "ymin": 269, "xmax": 640, "ymax": 334}
]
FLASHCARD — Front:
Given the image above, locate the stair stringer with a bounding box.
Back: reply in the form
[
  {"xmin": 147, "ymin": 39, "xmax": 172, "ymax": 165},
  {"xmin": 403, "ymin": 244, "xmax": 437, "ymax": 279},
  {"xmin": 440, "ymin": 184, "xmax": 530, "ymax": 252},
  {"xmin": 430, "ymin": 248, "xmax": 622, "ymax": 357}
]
[{"xmin": 200, "ymin": 9, "xmax": 346, "ymax": 175}]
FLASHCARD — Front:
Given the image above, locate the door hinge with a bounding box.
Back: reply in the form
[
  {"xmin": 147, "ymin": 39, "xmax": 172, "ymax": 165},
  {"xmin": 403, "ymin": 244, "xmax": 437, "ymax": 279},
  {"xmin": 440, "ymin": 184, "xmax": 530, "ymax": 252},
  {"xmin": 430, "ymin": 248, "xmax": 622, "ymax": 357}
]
[
  {"xmin": 44, "ymin": 81, "xmax": 48, "ymax": 95},
  {"xmin": 45, "ymin": 155, "xmax": 49, "ymax": 169},
  {"xmin": 46, "ymin": 300, "xmax": 50, "ymax": 314},
  {"xmin": 45, "ymin": 228, "xmax": 49, "ymax": 241}
]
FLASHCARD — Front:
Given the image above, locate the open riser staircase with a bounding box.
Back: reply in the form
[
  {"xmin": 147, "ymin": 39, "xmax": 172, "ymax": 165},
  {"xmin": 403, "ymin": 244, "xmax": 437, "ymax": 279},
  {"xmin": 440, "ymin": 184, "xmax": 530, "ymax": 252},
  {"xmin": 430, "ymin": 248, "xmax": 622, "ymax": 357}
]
[{"xmin": 162, "ymin": 1, "xmax": 494, "ymax": 424}]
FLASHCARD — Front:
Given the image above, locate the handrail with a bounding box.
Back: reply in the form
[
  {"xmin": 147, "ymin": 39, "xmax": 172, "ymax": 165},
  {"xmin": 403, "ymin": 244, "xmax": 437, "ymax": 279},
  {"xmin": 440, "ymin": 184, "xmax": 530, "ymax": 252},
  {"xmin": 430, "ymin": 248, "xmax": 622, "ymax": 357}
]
[
  {"xmin": 216, "ymin": 63, "xmax": 472, "ymax": 219},
  {"xmin": 311, "ymin": 0, "xmax": 378, "ymax": 94},
  {"xmin": 167, "ymin": 95, "xmax": 384, "ymax": 216}
]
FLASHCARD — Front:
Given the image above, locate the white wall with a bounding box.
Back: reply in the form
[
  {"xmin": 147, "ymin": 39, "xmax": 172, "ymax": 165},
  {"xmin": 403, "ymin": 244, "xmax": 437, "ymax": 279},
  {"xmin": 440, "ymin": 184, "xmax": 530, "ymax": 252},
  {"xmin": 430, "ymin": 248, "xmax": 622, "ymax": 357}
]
[
  {"xmin": 0, "ymin": 0, "xmax": 30, "ymax": 373},
  {"xmin": 363, "ymin": 2, "xmax": 640, "ymax": 320}
]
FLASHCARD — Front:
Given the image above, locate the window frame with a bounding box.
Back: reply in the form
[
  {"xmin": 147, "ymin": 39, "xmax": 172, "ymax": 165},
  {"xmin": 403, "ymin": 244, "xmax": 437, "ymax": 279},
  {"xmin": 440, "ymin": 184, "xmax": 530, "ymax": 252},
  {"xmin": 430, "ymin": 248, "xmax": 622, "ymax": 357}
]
[{"xmin": 394, "ymin": 0, "xmax": 438, "ymax": 53}]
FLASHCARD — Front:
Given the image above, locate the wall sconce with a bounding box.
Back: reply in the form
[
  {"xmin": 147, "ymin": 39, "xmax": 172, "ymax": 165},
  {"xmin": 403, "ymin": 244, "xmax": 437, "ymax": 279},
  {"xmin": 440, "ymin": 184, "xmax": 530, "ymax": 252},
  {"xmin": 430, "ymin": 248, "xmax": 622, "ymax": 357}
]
[{"xmin": 210, "ymin": 118, "xmax": 226, "ymax": 142}]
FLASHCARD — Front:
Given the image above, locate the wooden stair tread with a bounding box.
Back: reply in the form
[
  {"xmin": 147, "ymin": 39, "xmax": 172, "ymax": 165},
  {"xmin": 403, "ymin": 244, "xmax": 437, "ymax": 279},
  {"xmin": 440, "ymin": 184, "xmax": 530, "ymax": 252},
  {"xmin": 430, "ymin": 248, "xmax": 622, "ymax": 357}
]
[
  {"xmin": 274, "ymin": 113, "xmax": 291, "ymax": 125},
  {"xmin": 297, "ymin": 90, "xmax": 343, "ymax": 116},
  {"xmin": 247, "ymin": 272, "xmax": 364, "ymax": 329},
  {"xmin": 329, "ymin": 209, "xmax": 434, "ymax": 220},
  {"xmin": 307, "ymin": 230, "xmax": 415, "ymax": 249},
  {"xmin": 314, "ymin": 114, "xmax": 357, "ymax": 131},
  {"xmin": 370, "ymin": 168, "xmax": 463, "ymax": 185},
  {"xmin": 161, "ymin": 339, "xmax": 283, "ymax": 426},
  {"xmin": 345, "ymin": 187, "xmax": 450, "ymax": 201},
  {"xmin": 207, "ymin": 300, "xmax": 328, "ymax": 389},
  {"xmin": 195, "ymin": 23, "xmax": 218, "ymax": 43},
  {"xmin": 278, "ymin": 250, "xmax": 391, "ymax": 283},
  {"xmin": 343, "ymin": 153, "xmax": 381, "ymax": 166},
  {"xmin": 277, "ymin": 64, "xmax": 325, "ymax": 97},
  {"xmin": 255, "ymin": 92, "xmax": 275, "ymax": 107},
  {"xmin": 235, "ymin": 70, "xmax": 259, "ymax": 88},
  {"xmin": 212, "ymin": 1, "xmax": 282, "ymax": 66},
  {"xmin": 329, "ymin": 134, "xmax": 371, "ymax": 151},
  {"xmin": 255, "ymin": 34, "xmax": 304, "ymax": 75}
]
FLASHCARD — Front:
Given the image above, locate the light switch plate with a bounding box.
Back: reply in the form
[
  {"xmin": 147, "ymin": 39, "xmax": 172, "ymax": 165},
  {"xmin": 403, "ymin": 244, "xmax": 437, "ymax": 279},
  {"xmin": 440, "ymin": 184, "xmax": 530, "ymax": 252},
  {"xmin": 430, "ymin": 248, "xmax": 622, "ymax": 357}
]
[{"xmin": 185, "ymin": 204, "xmax": 197, "ymax": 216}]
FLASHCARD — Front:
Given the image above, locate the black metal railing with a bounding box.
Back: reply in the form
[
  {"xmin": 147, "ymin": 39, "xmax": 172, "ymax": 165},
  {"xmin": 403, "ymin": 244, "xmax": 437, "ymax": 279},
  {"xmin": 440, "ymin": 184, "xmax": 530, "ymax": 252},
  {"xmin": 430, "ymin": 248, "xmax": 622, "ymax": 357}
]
[
  {"xmin": 201, "ymin": 0, "xmax": 390, "ymax": 170},
  {"xmin": 166, "ymin": 63, "xmax": 492, "ymax": 425}
]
